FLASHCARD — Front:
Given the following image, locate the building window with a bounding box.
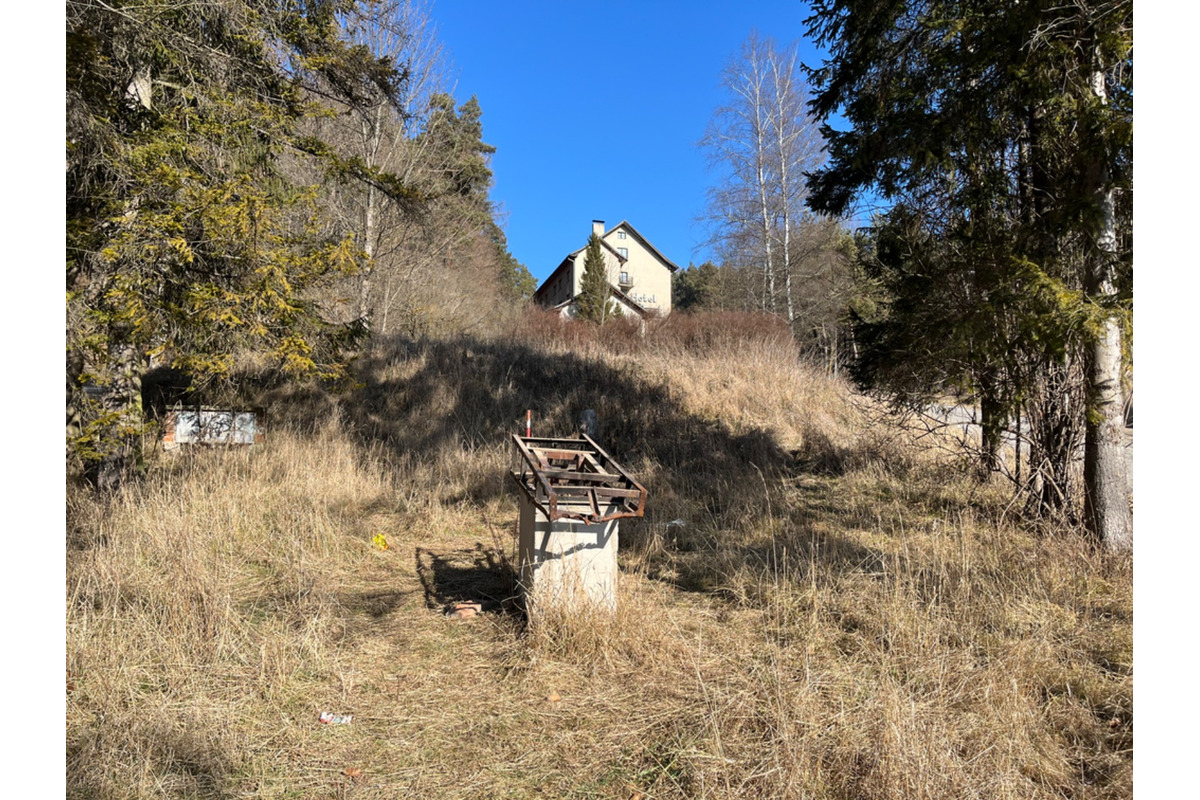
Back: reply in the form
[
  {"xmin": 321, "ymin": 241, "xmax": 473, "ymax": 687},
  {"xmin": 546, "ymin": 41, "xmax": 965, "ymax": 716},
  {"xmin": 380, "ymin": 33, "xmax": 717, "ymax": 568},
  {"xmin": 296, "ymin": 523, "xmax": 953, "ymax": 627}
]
[
  {"xmin": 617, "ymin": 230, "xmax": 627, "ymax": 239},
  {"xmin": 620, "ymin": 271, "xmax": 630, "ymax": 286},
  {"xmin": 617, "ymin": 247, "xmax": 628, "ymax": 259}
]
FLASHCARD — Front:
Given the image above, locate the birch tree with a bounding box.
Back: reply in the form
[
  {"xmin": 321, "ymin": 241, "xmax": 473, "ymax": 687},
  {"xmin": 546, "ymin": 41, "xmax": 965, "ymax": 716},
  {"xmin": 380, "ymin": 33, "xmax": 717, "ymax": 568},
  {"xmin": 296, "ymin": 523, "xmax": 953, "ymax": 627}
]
[
  {"xmin": 702, "ymin": 33, "xmax": 778, "ymax": 313},
  {"xmin": 309, "ymin": 0, "xmax": 449, "ymax": 328},
  {"xmin": 701, "ymin": 33, "xmax": 829, "ymax": 326},
  {"xmin": 1075, "ymin": 9, "xmax": 1133, "ymax": 551}
]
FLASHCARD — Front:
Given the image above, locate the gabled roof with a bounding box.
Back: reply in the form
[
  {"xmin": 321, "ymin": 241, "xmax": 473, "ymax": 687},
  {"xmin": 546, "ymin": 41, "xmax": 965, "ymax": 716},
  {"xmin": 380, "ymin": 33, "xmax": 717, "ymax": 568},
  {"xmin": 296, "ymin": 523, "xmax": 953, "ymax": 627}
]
[
  {"xmin": 534, "ymin": 256, "xmax": 573, "ymax": 303},
  {"xmin": 567, "ymin": 237, "xmax": 628, "ymax": 263},
  {"xmin": 604, "ymin": 220, "xmax": 679, "ymax": 272}
]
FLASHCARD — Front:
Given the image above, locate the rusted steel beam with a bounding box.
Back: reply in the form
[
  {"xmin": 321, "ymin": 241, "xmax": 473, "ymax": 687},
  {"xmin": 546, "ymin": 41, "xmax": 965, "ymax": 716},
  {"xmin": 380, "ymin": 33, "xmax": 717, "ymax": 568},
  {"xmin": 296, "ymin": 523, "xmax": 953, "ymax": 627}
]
[
  {"xmin": 510, "ymin": 433, "xmax": 647, "ymax": 523},
  {"xmin": 512, "ymin": 435, "xmax": 555, "ymax": 504},
  {"xmin": 580, "ymin": 452, "xmax": 605, "ymax": 472},
  {"xmin": 535, "ymin": 448, "xmax": 594, "ymax": 460},
  {"xmin": 549, "ymin": 486, "xmax": 645, "ymax": 499},
  {"xmin": 539, "ymin": 468, "xmax": 622, "ymax": 483}
]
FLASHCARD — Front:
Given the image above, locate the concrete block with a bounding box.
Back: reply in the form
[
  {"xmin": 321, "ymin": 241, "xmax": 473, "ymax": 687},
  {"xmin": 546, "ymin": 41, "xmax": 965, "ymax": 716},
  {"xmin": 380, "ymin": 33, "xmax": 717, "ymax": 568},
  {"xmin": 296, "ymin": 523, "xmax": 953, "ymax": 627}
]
[{"xmin": 518, "ymin": 495, "xmax": 619, "ymax": 615}]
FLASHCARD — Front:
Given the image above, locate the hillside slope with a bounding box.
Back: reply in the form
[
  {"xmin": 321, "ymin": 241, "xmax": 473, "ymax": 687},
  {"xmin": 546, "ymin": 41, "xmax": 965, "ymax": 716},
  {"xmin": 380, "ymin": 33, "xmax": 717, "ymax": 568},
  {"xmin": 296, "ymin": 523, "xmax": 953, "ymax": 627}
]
[{"xmin": 67, "ymin": 318, "xmax": 1132, "ymax": 799}]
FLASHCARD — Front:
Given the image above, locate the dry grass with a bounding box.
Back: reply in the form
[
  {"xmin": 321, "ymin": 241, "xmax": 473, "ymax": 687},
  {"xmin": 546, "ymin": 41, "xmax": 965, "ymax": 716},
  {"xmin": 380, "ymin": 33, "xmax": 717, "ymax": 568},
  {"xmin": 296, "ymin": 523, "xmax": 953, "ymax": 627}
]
[{"xmin": 66, "ymin": 312, "xmax": 1131, "ymax": 799}]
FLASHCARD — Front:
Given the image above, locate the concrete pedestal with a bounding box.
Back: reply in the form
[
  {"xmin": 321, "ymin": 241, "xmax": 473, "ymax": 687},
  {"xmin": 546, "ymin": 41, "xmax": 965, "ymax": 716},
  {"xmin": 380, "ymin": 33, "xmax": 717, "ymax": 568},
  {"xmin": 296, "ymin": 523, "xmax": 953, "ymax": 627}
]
[{"xmin": 517, "ymin": 495, "xmax": 619, "ymax": 615}]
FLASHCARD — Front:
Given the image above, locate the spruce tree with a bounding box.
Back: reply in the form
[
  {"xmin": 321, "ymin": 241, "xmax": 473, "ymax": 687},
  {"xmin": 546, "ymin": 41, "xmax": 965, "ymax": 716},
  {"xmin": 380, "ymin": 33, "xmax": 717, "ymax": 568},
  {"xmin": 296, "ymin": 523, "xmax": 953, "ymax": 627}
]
[
  {"xmin": 575, "ymin": 233, "xmax": 616, "ymax": 323},
  {"xmin": 66, "ymin": 0, "xmax": 420, "ymax": 487},
  {"xmin": 805, "ymin": 0, "xmax": 1132, "ymax": 547}
]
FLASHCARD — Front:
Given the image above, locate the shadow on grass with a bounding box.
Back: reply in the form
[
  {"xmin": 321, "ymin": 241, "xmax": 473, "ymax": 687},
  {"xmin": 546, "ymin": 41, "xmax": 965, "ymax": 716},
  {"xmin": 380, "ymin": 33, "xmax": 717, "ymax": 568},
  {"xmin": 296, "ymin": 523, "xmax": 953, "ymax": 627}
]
[
  {"xmin": 336, "ymin": 335, "xmax": 816, "ymax": 500},
  {"xmin": 339, "ymin": 587, "xmax": 422, "ymax": 619},
  {"xmin": 414, "ymin": 543, "xmax": 517, "ymax": 615},
  {"xmin": 265, "ymin": 333, "xmax": 890, "ymax": 603}
]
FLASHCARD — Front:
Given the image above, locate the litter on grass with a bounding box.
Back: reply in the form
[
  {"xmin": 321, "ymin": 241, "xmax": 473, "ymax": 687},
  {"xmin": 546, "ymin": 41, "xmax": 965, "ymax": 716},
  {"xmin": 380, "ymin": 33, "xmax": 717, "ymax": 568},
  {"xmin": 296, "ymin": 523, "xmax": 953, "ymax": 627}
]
[
  {"xmin": 447, "ymin": 602, "xmax": 482, "ymax": 619},
  {"xmin": 319, "ymin": 712, "xmax": 353, "ymax": 725}
]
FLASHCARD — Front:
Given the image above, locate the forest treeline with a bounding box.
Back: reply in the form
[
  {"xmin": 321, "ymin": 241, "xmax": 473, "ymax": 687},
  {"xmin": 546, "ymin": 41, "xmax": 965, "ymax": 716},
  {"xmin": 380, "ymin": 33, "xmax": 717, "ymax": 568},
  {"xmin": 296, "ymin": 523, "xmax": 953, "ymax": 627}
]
[{"xmin": 677, "ymin": 2, "xmax": 1132, "ymax": 550}]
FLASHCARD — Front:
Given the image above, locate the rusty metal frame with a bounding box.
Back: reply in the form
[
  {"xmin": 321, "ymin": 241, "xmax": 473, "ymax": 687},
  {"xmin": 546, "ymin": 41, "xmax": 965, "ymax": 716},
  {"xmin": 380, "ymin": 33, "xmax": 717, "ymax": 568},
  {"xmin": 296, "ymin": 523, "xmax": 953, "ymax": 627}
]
[{"xmin": 510, "ymin": 433, "xmax": 647, "ymax": 523}]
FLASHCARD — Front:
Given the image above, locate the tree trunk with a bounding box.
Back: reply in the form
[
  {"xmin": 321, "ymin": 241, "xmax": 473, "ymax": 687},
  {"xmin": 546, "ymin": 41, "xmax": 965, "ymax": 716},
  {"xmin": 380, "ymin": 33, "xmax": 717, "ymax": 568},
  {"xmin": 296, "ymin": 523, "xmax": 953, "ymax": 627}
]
[
  {"xmin": 750, "ymin": 67, "xmax": 775, "ymax": 315},
  {"xmin": 90, "ymin": 341, "xmax": 144, "ymax": 492},
  {"xmin": 757, "ymin": 158, "xmax": 775, "ymax": 313},
  {"xmin": 1082, "ymin": 62, "xmax": 1131, "ymax": 552},
  {"xmin": 357, "ymin": 104, "xmax": 384, "ymax": 327},
  {"xmin": 775, "ymin": 94, "xmax": 794, "ymax": 327},
  {"xmin": 358, "ymin": 181, "xmax": 376, "ymax": 324},
  {"xmin": 1083, "ymin": 183, "xmax": 1131, "ymax": 550},
  {"xmin": 1025, "ymin": 356, "xmax": 1081, "ymax": 520},
  {"xmin": 978, "ymin": 381, "xmax": 1003, "ymax": 476}
]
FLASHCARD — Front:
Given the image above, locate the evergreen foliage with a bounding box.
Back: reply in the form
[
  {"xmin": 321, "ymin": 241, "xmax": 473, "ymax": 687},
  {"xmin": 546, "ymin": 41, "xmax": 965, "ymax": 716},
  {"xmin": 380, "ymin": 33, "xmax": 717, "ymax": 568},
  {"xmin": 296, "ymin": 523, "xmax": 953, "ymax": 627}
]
[
  {"xmin": 66, "ymin": 0, "xmax": 422, "ymax": 484},
  {"xmin": 673, "ymin": 262, "xmax": 721, "ymax": 311},
  {"xmin": 66, "ymin": 1, "xmax": 535, "ymax": 485},
  {"xmin": 491, "ymin": 221, "xmax": 537, "ymax": 302},
  {"xmin": 805, "ymin": 0, "xmax": 1132, "ymax": 533},
  {"xmin": 575, "ymin": 233, "xmax": 618, "ymax": 323},
  {"xmin": 419, "ymin": 94, "xmax": 496, "ymax": 210}
]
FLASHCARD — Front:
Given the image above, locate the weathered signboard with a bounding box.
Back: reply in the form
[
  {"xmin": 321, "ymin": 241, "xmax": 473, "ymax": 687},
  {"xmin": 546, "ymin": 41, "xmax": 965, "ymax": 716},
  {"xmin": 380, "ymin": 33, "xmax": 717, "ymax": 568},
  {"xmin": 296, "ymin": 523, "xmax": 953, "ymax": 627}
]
[{"xmin": 162, "ymin": 407, "xmax": 264, "ymax": 450}]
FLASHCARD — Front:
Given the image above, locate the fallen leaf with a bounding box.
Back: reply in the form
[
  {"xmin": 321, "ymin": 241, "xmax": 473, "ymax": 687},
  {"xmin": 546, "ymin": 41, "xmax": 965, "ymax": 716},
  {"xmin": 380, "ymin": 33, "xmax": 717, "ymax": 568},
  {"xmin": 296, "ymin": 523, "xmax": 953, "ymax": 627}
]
[
  {"xmin": 342, "ymin": 767, "xmax": 363, "ymax": 779},
  {"xmin": 546, "ymin": 691, "xmax": 561, "ymax": 704},
  {"xmin": 630, "ymin": 792, "xmax": 645, "ymax": 800}
]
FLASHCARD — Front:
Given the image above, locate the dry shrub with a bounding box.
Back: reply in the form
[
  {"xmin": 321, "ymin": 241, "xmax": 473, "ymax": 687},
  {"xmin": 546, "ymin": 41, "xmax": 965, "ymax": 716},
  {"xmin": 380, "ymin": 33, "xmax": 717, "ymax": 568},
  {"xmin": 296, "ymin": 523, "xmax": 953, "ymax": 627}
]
[
  {"xmin": 506, "ymin": 307, "xmax": 793, "ymax": 360},
  {"xmin": 506, "ymin": 305, "xmax": 646, "ymax": 356},
  {"xmin": 644, "ymin": 309, "xmax": 793, "ymax": 355}
]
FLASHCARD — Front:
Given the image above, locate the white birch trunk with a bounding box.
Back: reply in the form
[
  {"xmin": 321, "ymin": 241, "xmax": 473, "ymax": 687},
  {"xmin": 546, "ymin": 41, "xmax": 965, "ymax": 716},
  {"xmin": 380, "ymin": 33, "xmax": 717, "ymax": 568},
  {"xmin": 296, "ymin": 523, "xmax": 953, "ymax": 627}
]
[
  {"xmin": 770, "ymin": 52, "xmax": 795, "ymax": 326},
  {"xmin": 357, "ymin": 103, "xmax": 385, "ymax": 325},
  {"xmin": 1082, "ymin": 61, "xmax": 1131, "ymax": 552},
  {"xmin": 754, "ymin": 107, "xmax": 775, "ymax": 313}
]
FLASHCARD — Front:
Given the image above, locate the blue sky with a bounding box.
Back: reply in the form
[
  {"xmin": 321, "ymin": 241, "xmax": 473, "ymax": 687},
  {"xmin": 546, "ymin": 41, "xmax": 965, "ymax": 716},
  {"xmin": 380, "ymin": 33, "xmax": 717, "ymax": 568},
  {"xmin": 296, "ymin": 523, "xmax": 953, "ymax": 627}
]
[{"xmin": 430, "ymin": 0, "xmax": 828, "ymax": 283}]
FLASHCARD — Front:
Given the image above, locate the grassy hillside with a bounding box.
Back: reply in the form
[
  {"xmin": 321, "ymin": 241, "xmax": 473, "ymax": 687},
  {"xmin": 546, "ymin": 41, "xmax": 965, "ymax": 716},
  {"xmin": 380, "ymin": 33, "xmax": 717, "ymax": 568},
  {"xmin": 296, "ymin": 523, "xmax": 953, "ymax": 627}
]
[{"xmin": 66, "ymin": 313, "xmax": 1132, "ymax": 799}]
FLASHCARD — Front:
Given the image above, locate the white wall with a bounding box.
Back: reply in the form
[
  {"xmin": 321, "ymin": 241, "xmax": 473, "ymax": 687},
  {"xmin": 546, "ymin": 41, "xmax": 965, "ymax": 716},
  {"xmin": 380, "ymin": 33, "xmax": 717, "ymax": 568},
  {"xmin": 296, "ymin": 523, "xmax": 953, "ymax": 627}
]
[{"xmin": 602, "ymin": 225, "xmax": 672, "ymax": 314}]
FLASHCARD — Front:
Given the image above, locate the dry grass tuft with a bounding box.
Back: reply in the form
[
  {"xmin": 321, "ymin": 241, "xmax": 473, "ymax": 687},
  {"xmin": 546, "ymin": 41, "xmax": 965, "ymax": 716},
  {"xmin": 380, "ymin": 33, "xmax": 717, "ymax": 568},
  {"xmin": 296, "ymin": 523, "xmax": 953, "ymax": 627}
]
[{"xmin": 66, "ymin": 312, "xmax": 1131, "ymax": 799}]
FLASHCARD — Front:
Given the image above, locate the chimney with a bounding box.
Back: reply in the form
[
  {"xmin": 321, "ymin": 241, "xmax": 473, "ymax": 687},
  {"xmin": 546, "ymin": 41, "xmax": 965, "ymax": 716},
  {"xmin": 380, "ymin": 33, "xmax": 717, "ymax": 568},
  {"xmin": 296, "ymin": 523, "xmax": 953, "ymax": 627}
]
[{"xmin": 592, "ymin": 220, "xmax": 605, "ymax": 239}]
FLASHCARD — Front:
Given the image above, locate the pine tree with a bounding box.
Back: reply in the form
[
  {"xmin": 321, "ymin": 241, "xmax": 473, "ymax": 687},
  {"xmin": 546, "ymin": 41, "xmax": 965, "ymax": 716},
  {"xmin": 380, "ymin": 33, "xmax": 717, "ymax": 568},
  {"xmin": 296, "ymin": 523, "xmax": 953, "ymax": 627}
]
[
  {"xmin": 491, "ymin": 221, "xmax": 537, "ymax": 302},
  {"xmin": 575, "ymin": 233, "xmax": 617, "ymax": 323},
  {"xmin": 673, "ymin": 262, "xmax": 720, "ymax": 311}
]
